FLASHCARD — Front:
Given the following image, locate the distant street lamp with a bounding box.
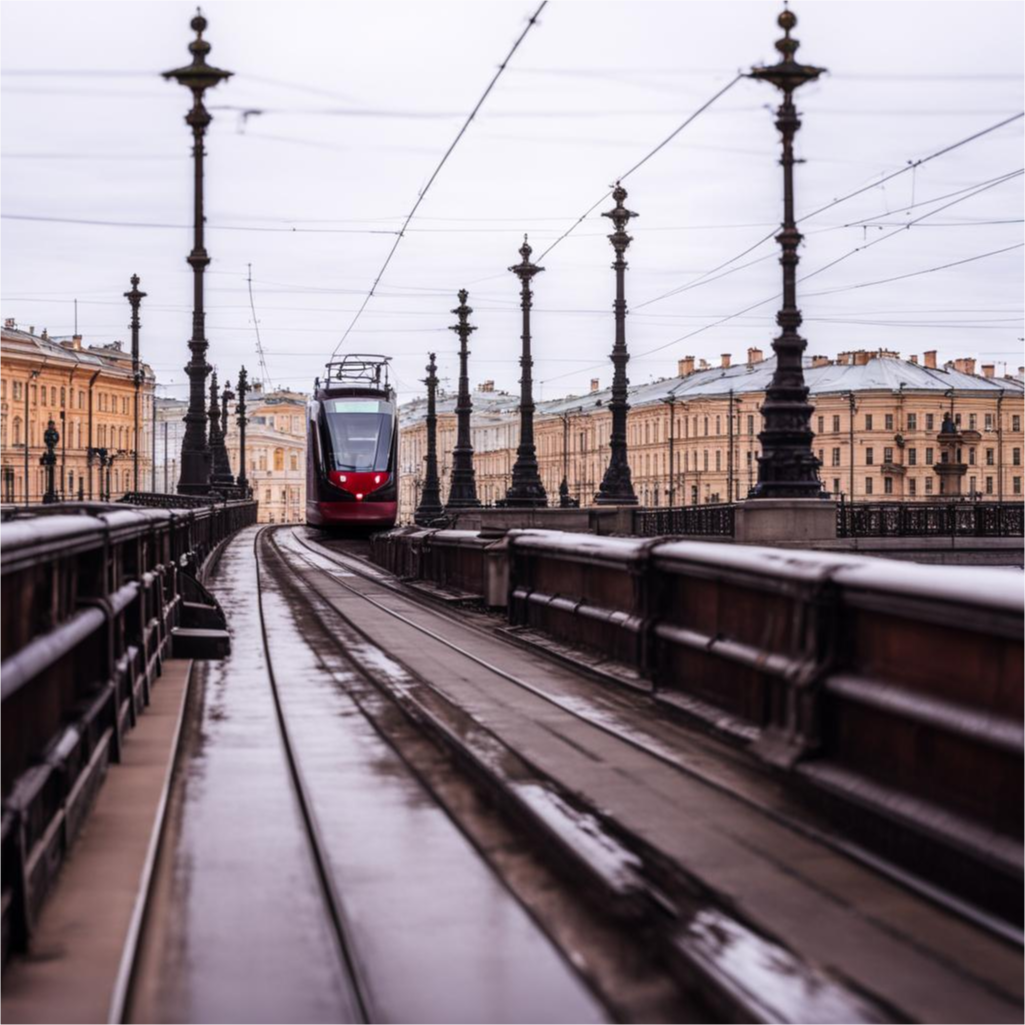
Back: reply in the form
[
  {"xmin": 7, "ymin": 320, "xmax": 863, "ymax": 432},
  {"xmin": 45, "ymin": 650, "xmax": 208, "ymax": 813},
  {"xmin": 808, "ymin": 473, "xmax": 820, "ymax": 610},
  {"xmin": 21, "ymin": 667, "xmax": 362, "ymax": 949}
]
[
  {"xmin": 747, "ymin": 7, "xmax": 825, "ymax": 499},
  {"xmin": 125, "ymin": 273, "xmax": 146, "ymax": 493},
  {"xmin": 500, "ymin": 236, "xmax": 547, "ymax": 507},
  {"xmin": 163, "ymin": 10, "xmax": 232, "ymax": 494},
  {"xmin": 446, "ymin": 289, "xmax": 482, "ymax": 510},
  {"xmin": 236, "ymin": 367, "xmax": 250, "ymax": 495},
  {"xmin": 40, "ymin": 419, "xmax": 59, "ymax": 504},
  {"xmin": 558, "ymin": 408, "xmax": 583, "ymax": 508},
  {"xmin": 415, "ymin": 353, "xmax": 445, "ymax": 525},
  {"xmin": 596, "ymin": 183, "xmax": 638, "ymax": 506}
]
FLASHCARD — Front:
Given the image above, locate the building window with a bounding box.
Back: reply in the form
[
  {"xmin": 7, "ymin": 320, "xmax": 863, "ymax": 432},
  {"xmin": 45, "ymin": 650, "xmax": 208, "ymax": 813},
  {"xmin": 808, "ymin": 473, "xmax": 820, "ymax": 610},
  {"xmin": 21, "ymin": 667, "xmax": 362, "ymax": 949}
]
[
  {"xmin": 925, "ymin": 477, "xmax": 933, "ymax": 494},
  {"xmin": 831, "ymin": 447, "xmax": 840, "ymax": 466},
  {"xmin": 865, "ymin": 448, "xmax": 874, "ymax": 465},
  {"xmin": 885, "ymin": 414, "xmax": 894, "ymax": 431},
  {"xmin": 968, "ymin": 447, "xmax": 976, "ymax": 464},
  {"xmin": 969, "ymin": 476, "xmax": 976, "ymax": 495},
  {"xmin": 1013, "ymin": 416, "xmax": 1021, "ymax": 432},
  {"xmin": 703, "ymin": 450, "xmax": 709, "ymax": 472},
  {"xmin": 832, "ymin": 478, "xmax": 840, "ymax": 494},
  {"xmin": 1014, "ymin": 477, "xmax": 1021, "ymax": 495},
  {"xmin": 986, "ymin": 477, "xmax": 994, "ymax": 495},
  {"xmin": 909, "ymin": 478, "xmax": 917, "ymax": 497},
  {"xmin": 13, "ymin": 417, "xmax": 22, "ymax": 445},
  {"xmin": 969, "ymin": 413, "xmax": 977, "ymax": 430},
  {"xmin": 832, "ymin": 415, "xmax": 841, "ymax": 433},
  {"xmin": 703, "ymin": 417, "xmax": 709, "ymax": 437},
  {"xmin": 31, "ymin": 385, "xmax": 37, "ymax": 405},
  {"xmin": 817, "ymin": 416, "xmax": 824, "ymax": 434},
  {"xmin": 715, "ymin": 450, "xmax": 721, "ymax": 472},
  {"xmin": 747, "ymin": 415, "xmax": 754, "ymax": 435},
  {"xmin": 865, "ymin": 476, "xmax": 873, "ymax": 495},
  {"xmin": 985, "ymin": 413, "xmax": 994, "ymax": 431},
  {"xmin": 865, "ymin": 414, "xmax": 873, "ymax": 430},
  {"xmin": 985, "ymin": 448, "xmax": 994, "ymax": 465},
  {"xmin": 955, "ymin": 413, "xmax": 962, "ymax": 427},
  {"xmin": 1014, "ymin": 447, "xmax": 1021, "ymax": 466},
  {"xmin": 13, "ymin": 381, "xmax": 22, "ymax": 401},
  {"xmin": 290, "ymin": 453, "xmax": 298, "ymax": 470},
  {"xmin": 908, "ymin": 448, "xmax": 917, "ymax": 466},
  {"xmin": 907, "ymin": 413, "xmax": 917, "ymax": 430},
  {"xmin": 925, "ymin": 447, "xmax": 934, "ymax": 464},
  {"xmin": 926, "ymin": 413, "xmax": 935, "ymax": 431},
  {"xmin": 883, "ymin": 447, "xmax": 894, "ymax": 463},
  {"xmin": 884, "ymin": 477, "xmax": 893, "ymax": 494}
]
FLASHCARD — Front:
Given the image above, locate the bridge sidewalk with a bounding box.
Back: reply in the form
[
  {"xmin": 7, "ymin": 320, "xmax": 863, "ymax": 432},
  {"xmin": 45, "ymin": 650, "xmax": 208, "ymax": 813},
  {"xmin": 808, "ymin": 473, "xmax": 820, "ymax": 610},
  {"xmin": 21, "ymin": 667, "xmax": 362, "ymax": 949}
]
[{"xmin": 1, "ymin": 660, "xmax": 192, "ymax": 1025}]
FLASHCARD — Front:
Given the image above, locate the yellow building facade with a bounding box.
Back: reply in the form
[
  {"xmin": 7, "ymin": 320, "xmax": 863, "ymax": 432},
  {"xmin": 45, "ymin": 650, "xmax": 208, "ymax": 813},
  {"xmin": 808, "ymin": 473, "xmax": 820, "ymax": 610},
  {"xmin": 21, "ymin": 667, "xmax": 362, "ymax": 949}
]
[
  {"xmin": 397, "ymin": 349, "xmax": 1025, "ymax": 521},
  {"xmin": 1, "ymin": 321, "xmax": 156, "ymax": 503}
]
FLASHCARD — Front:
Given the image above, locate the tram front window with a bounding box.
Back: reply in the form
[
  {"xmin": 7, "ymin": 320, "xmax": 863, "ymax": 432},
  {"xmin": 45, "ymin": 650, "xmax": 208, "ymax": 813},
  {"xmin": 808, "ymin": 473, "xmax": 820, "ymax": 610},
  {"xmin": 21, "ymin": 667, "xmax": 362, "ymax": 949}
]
[{"xmin": 323, "ymin": 400, "xmax": 393, "ymax": 472}]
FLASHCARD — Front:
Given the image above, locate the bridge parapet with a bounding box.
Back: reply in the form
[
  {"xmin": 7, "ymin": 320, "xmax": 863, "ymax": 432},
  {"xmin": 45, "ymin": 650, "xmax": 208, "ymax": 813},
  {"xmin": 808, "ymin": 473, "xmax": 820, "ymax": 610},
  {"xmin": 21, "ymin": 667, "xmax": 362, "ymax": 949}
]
[
  {"xmin": 0, "ymin": 498, "xmax": 256, "ymax": 964},
  {"xmin": 373, "ymin": 526, "xmax": 1023, "ymax": 919}
]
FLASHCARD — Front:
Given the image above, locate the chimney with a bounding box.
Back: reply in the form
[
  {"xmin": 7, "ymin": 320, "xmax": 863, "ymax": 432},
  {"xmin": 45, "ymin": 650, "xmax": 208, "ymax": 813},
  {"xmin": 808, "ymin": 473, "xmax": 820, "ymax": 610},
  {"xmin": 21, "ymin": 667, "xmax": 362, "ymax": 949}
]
[
  {"xmin": 962, "ymin": 357, "xmax": 976, "ymax": 376},
  {"xmin": 698, "ymin": 358, "xmax": 709, "ymax": 371},
  {"xmin": 720, "ymin": 353, "xmax": 731, "ymax": 369},
  {"xmin": 982, "ymin": 364, "xmax": 995, "ymax": 378},
  {"xmin": 747, "ymin": 347, "xmax": 764, "ymax": 365},
  {"xmin": 811, "ymin": 355, "xmax": 829, "ymax": 368},
  {"xmin": 590, "ymin": 378, "xmax": 600, "ymax": 393},
  {"xmin": 3, "ymin": 318, "xmax": 14, "ymax": 330},
  {"xmin": 923, "ymin": 350, "xmax": 937, "ymax": 369},
  {"xmin": 909, "ymin": 354, "xmax": 918, "ymax": 365},
  {"xmin": 40, "ymin": 328, "xmax": 48, "ymax": 340},
  {"xmin": 28, "ymin": 326, "xmax": 34, "ymax": 336},
  {"xmin": 678, "ymin": 356, "xmax": 695, "ymax": 377},
  {"xmin": 853, "ymin": 350, "xmax": 870, "ymax": 366},
  {"xmin": 476, "ymin": 380, "xmax": 495, "ymax": 393},
  {"xmin": 835, "ymin": 352, "xmax": 850, "ymax": 366}
]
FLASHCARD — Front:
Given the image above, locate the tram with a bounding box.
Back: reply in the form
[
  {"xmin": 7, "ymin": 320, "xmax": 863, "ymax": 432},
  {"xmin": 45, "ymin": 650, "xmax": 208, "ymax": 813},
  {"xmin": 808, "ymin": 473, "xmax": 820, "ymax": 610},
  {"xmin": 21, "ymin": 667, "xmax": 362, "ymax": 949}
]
[{"xmin": 306, "ymin": 354, "xmax": 398, "ymax": 529}]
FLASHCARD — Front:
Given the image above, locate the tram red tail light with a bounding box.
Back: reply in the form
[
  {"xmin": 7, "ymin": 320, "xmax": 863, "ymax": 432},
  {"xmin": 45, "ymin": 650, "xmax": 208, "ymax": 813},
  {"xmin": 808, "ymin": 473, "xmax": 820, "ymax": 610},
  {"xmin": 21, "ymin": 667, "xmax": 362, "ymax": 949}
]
[{"xmin": 328, "ymin": 470, "xmax": 390, "ymax": 496}]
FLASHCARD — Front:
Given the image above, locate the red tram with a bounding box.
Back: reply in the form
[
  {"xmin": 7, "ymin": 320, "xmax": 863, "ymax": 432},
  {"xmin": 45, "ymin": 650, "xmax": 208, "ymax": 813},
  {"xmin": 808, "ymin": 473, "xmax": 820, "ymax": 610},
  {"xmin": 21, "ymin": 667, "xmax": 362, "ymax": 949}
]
[{"xmin": 306, "ymin": 355, "xmax": 398, "ymax": 529}]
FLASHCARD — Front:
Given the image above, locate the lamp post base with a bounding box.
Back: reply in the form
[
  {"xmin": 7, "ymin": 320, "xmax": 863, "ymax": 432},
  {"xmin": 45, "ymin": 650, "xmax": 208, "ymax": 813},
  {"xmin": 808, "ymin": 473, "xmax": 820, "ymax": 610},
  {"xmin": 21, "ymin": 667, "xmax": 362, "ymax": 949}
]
[{"xmin": 734, "ymin": 497, "xmax": 837, "ymax": 544}]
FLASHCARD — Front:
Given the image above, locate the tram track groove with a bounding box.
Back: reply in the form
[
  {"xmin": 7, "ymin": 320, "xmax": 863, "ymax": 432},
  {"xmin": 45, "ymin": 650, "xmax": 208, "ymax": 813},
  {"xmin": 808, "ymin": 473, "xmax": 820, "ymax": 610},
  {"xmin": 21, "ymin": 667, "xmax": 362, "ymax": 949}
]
[
  {"xmin": 267, "ymin": 527, "xmax": 924, "ymax": 1024},
  {"xmin": 294, "ymin": 527, "xmax": 1024, "ymax": 951}
]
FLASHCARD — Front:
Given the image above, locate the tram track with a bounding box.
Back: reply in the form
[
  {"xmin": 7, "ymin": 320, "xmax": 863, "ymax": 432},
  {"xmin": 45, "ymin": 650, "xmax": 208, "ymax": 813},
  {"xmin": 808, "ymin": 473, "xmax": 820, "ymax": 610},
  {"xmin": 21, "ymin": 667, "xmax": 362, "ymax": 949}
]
[
  {"xmin": 293, "ymin": 528, "xmax": 1023, "ymax": 950},
  {"xmin": 253, "ymin": 528, "xmax": 372, "ymax": 1024},
  {"xmin": 266, "ymin": 527, "xmax": 926, "ymax": 1024}
]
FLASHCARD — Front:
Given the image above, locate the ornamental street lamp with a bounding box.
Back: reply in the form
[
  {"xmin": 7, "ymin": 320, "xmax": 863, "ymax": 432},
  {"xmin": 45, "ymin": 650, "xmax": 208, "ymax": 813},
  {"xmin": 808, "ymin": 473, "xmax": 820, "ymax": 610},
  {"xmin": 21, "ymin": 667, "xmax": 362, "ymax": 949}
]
[
  {"xmin": 595, "ymin": 182, "xmax": 638, "ymax": 506},
  {"xmin": 125, "ymin": 273, "xmax": 146, "ymax": 493},
  {"xmin": 558, "ymin": 408, "xmax": 583, "ymax": 508},
  {"xmin": 40, "ymin": 419, "xmax": 59, "ymax": 504},
  {"xmin": 747, "ymin": 7, "xmax": 825, "ymax": 499},
  {"xmin": 445, "ymin": 289, "xmax": 482, "ymax": 510},
  {"xmin": 164, "ymin": 10, "xmax": 232, "ymax": 494},
  {"xmin": 499, "ymin": 236, "xmax": 547, "ymax": 507},
  {"xmin": 209, "ymin": 371, "xmax": 233, "ymax": 486},
  {"xmin": 236, "ymin": 367, "xmax": 250, "ymax": 495},
  {"xmin": 415, "ymin": 353, "xmax": 445, "ymax": 525}
]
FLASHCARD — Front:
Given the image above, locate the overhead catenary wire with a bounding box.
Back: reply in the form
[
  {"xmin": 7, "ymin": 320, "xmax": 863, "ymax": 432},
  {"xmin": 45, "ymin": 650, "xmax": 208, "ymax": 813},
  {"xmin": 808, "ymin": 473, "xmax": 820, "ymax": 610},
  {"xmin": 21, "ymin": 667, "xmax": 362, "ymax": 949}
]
[
  {"xmin": 634, "ymin": 111, "xmax": 1025, "ymax": 309},
  {"xmin": 328, "ymin": 1, "xmax": 548, "ymax": 360},
  {"xmin": 534, "ymin": 73, "xmax": 745, "ymax": 263}
]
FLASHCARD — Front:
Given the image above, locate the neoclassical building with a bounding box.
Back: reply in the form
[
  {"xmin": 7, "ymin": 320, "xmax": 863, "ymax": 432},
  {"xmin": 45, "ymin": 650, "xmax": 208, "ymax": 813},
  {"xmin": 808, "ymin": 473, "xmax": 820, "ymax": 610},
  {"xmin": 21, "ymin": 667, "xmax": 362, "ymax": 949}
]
[
  {"xmin": 397, "ymin": 349, "xmax": 1025, "ymax": 521},
  {"xmin": 224, "ymin": 386, "xmax": 307, "ymax": 524},
  {"xmin": 1, "ymin": 321, "xmax": 156, "ymax": 503}
]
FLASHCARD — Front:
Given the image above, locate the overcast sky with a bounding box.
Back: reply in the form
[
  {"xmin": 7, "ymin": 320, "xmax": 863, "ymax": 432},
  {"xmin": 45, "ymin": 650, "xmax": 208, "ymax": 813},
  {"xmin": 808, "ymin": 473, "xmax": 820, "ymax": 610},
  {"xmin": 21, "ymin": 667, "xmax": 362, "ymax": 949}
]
[{"xmin": 2, "ymin": 1, "xmax": 1023, "ymax": 403}]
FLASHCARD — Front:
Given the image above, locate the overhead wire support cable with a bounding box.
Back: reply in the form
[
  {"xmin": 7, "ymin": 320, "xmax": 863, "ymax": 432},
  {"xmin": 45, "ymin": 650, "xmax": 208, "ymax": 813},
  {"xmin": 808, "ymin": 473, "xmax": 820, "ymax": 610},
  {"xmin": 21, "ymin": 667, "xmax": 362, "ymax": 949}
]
[
  {"xmin": 329, "ymin": 0, "xmax": 547, "ymax": 360},
  {"xmin": 535, "ymin": 72, "xmax": 745, "ymax": 262},
  {"xmin": 247, "ymin": 263, "xmax": 274, "ymax": 392}
]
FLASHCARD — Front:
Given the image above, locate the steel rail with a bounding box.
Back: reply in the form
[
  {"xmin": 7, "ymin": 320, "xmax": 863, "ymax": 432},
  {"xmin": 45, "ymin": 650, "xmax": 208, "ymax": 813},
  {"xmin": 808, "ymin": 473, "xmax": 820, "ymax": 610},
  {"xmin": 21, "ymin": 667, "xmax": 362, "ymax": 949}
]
[
  {"xmin": 289, "ymin": 528, "xmax": 1023, "ymax": 950},
  {"xmin": 252, "ymin": 527, "xmax": 371, "ymax": 1023}
]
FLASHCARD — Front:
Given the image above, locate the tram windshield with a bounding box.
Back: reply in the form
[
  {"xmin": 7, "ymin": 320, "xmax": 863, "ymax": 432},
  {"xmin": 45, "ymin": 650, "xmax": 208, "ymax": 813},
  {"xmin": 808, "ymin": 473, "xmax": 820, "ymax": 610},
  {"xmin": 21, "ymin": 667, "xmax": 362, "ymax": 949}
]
[{"xmin": 321, "ymin": 399, "xmax": 394, "ymax": 472}]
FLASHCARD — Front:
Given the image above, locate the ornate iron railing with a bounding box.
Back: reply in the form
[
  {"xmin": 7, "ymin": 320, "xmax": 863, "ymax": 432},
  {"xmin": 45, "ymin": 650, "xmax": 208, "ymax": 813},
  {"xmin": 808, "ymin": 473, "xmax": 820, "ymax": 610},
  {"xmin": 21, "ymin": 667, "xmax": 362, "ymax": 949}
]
[
  {"xmin": 634, "ymin": 504, "xmax": 736, "ymax": 538},
  {"xmin": 838, "ymin": 500, "xmax": 1024, "ymax": 538}
]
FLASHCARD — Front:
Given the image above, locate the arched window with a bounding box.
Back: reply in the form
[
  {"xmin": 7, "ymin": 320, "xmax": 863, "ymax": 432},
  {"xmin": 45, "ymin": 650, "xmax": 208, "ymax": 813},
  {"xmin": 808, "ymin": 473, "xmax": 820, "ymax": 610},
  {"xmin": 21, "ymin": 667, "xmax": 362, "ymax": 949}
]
[
  {"xmin": 51, "ymin": 387, "xmax": 57, "ymax": 406},
  {"xmin": 274, "ymin": 448, "xmax": 284, "ymax": 471},
  {"xmin": 13, "ymin": 417, "xmax": 22, "ymax": 446},
  {"xmin": 60, "ymin": 387, "xmax": 66, "ymax": 407},
  {"xmin": 40, "ymin": 387, "xmax": 47, "ymax": 407}
]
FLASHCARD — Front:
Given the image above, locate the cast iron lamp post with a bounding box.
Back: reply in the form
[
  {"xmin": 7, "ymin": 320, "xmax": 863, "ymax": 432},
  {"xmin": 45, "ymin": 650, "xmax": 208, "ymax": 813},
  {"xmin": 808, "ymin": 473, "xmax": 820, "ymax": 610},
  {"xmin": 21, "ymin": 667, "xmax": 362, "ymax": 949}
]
[
  {"xmin": 236, "ymin": 367, "xmax": 250, "ymax": 494},
  {"xmin": 747, "ymin": 6, "xmax": 825, "ymax": 499},
  {"xmin": 415, "ymin": 353, "xmax": 445, "ymax": 525},
  {"xmin": 164, "ymin": 9, "xmax": 232, "ymax": 494},
  {"xmin": 40, "ymin": 420, "xmax": 59, "ymax": 504},
  {"xmin": 500, "ymin": 236, "xmax": 547, "ymax": 507},
  {"xmin": 445, "ymin": 289, "xmax": 481, "ymax": 510},
  {"xmin": 595, "ymin": 182, "xmax": 638, "ymax": 505},
  {"xmin": 125, "ymin": 274, "xmax": 146, "ymax": 493},
  {"xmin": 209, "ymin": 371, "xmax": 233, "ymax": 486}
]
